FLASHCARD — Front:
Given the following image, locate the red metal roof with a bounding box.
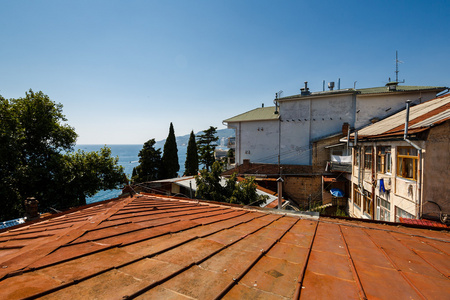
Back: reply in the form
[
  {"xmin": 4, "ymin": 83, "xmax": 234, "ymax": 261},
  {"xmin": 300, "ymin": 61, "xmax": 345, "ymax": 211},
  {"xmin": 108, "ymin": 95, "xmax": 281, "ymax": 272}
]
[
  {"xmin": 1, "ymin": 194, "xmax": 449, "ymax": 299},
  {"xmin": 400, "ymin": 217, "xmax": 450, "ymax": 229}
]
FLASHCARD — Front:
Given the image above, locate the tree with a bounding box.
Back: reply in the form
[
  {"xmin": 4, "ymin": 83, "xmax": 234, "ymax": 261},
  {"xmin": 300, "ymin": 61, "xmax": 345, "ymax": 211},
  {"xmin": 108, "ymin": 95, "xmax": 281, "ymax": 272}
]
[
  {"xmin": 184, "ymin": 130, "xmax": 198, "ymax": 176},
  {"xmin": 132, "ymin": 138, "xmax": 162, "ymax": 183},
  {"xmin": 197, "ymin": 126, "xmax": 218, "ymax": 171},
  {"xmin": 52, "ymin": 147, "xmax": 125, "ymax": 208},
  {"xmin": 161, "ymin": 122, "xmax": 179, "ymax": 179},
  {"xmin": 195, "ymin": 161, "xmax": 268, "ymax": 205},
  {"xmin": 0, "ymin": 90, "xmax": 125, "ymax": 221}
]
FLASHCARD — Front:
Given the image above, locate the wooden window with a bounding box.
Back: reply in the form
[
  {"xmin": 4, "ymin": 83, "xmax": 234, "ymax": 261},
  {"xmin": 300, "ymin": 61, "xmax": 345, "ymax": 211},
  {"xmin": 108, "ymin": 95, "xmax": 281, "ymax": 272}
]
[
  {"xmin": 353, "ymin": 183, "xmax": 361, "ymax": 209},
  {"xmin": 377, "ymin": 196, "xmax": 390, "ymax": 221},
  {"xmin": 377, "ymin": 146, "xmax": 391, "ymax": 174},
  {"xmin": 363, "ymin": 190, "xmax": 372, "ymax": 216},
  {"xmin": 354, "ymin": 148, "xmax": 360, "ymax": 167},
  {"xmin": 364, "ymin": 147, "xmax": 372, "ymax": 170},
  {"xmin": 397, "ymin": 147, "xmax": 418, "ymax": 180},
  {"xmin": 395, "ymin": 206, "xmax": 415, "ymax": 222}
]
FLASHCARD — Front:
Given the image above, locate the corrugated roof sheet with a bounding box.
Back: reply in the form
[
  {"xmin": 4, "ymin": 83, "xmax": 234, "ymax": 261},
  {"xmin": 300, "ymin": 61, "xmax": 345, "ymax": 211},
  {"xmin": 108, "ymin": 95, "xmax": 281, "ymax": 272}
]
[
  {"xmin": 223, "ymin": 106, "xmax": 279, "ymax": 123},
  {"xmin": 352, "ymin": 94, "xmax": 450, "ymax": 139},
  {"xmin": 1, "ymin": 194, "xmax": 449, "ymax": 299}
]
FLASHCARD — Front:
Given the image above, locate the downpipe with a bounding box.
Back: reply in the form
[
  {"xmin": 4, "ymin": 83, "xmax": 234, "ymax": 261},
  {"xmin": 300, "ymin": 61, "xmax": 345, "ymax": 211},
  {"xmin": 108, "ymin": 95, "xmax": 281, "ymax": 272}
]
[{"xmin": 404, "ymin": 100, "xmax": 422, "ymax": 219}]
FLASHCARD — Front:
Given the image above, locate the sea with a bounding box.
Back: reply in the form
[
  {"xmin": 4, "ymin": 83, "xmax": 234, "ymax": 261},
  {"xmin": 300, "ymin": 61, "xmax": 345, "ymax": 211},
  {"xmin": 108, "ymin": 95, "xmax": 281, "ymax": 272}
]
[
  {"xmin": 76, "ymin": 129, "xmax": 234, "ymax": 204},
  {"xmin": 75, "ymin": 144, "xmax": 188, "ymax": 204}
]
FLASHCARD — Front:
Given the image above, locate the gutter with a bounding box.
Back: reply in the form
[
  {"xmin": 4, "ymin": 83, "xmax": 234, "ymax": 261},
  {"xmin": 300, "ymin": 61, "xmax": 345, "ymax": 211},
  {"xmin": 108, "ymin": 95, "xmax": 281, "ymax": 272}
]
[{"xmin": 404, "ymin": 100, "xmax": 423, "ymax": 219}]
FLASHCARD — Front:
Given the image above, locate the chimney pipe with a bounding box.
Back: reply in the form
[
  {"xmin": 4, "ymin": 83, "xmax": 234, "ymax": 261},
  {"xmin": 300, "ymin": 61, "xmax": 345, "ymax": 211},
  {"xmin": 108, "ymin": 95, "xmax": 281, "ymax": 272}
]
[
  {"xmin": 404, "ymin": 100, "xmax": 411, "ymax": 140},
  {"xmin": 328, "ymin": 82, "xmax": 335, "ymax": 91}
]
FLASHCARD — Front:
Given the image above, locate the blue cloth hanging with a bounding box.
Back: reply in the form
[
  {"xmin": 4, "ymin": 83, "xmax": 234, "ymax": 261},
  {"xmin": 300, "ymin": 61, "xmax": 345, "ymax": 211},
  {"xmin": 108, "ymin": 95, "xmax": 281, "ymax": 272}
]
[{"xmin": 379, "ymin": 179, "xmax": 386, "ymax": 193}]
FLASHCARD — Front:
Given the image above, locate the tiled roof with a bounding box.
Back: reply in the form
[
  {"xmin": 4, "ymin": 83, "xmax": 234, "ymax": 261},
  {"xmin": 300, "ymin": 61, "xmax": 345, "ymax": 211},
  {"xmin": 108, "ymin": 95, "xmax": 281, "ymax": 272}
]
[
  {"xmin": 399, "ymin": 217, "xmax": 450, "ymax": 229},
  {"xmin": 1, "ymin": 194, "xmax": 449, "ymax": 299},
  {"xmin": 223, "ymin": 106, "xmax": 279, "ymax": 123},
  {"xmin": 350, "ymin": 93, "xmax": 450, "ymax": 139}
]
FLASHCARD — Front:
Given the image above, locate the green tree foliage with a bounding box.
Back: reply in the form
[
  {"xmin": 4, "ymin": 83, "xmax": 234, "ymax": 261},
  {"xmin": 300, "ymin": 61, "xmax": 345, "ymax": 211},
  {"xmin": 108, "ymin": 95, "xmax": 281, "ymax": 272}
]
[
  {"xmin": 195, "ymin": 161, "xmax": 268, "ymax": 205},
  {"xmin": 184, "ymin": 130, "xmax": 198, "ymax": 176},
  {"xmin": 197, "ymin": 126, "xmax": 218, "ymax": 171},
  {"xmin": 0, "ymin": 90, "xmax": 125, "ymax": 221},
  {"xmin": 132, "ymin": 138, "xmax": 162, "ymax": 183},
  {"xmin": 53, "ymin": 147, "xmax": 125, "ymax": 208},
  {"xmin": 161, "ymin": 122, "xmax": 179, "ymax": 179}
]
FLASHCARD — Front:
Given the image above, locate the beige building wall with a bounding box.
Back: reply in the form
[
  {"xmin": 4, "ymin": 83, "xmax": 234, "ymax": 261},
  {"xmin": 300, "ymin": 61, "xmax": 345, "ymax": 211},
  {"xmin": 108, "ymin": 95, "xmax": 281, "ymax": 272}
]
[{"xmin": 422, "ymin": 121, "xmax": 450, "ymax": 217}]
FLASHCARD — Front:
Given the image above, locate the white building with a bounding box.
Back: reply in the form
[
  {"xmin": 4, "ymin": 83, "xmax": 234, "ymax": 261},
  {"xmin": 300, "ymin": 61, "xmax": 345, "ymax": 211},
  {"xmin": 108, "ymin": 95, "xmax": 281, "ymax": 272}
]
[{"xmin": 224, "ymin": 82, "xmax": 446, "ymax": 167}]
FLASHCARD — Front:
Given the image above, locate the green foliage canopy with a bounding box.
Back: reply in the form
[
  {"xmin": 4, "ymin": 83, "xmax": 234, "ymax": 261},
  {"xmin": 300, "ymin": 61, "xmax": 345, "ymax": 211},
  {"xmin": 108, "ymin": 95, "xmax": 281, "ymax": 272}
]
[
  {"xmin": 0, "ymin": 90, "xmax": 125, "ymax": 221},
  {"xmin": 195, "ymin": 161, "xmax": 268, "ymax": 205},
  {"xmin": 197, "ymin": 126, "xmax": 218, "ymax": 171},
  {"xmin": 132, "ymin": 138, "xmax": 162, "ymax": 183}
]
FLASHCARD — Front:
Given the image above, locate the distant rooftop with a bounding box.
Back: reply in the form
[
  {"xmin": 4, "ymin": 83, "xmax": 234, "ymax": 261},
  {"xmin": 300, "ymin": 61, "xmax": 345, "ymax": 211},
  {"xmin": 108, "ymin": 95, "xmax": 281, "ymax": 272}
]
[
  {"xmin": 223, "ymin": 106, "xmax": 279, "ymax": 123},
  {"xmin": 1, "ymin": 194, "xmax": 449, "ymax": 299},
  {"xmin": 279, "ymin": 84, "xmax": 447, "ymax": 100}
]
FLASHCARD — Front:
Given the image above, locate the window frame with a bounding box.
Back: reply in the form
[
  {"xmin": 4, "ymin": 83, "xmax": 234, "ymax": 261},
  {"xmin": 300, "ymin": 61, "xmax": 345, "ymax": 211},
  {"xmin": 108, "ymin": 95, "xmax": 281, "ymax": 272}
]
[
  {"xmin": 377, "ymin": 146, "xmax": 391, "ymax": 174},
  {"xmin": 363, "ymin": 190, "xmax": 372, "ymax": 216},
  {"xmin": 353, "ymin": 183, "xmax": 361, "ymax": 209},
  {"xmin": 395, "ymin": 206, "xmax": 415, "ymax": 222},
  {"xmin": 364, "ymin": 147, "xmax": 373, "ymax": 170},
  {"xmin": 377, "ymin": 196, "xmax": 391, "ymax": 221},
  {"xmin": 396, "ymin": 146, "xmax": 418, "ymax": 180}
]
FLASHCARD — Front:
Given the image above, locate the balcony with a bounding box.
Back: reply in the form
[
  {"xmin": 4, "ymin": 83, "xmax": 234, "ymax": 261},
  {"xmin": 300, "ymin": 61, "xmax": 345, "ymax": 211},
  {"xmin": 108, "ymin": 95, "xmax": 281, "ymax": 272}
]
[{"xmin": 329, "ymin": 155, "xmax": 352, "ymax": 173}]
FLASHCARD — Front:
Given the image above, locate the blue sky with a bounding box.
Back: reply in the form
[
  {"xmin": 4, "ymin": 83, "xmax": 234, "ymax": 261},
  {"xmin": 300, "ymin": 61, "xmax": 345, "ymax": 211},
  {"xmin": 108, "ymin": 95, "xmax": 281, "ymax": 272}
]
[{"xmin": 1, "ymin": 0, "xmax": 449, "ymax": 144}]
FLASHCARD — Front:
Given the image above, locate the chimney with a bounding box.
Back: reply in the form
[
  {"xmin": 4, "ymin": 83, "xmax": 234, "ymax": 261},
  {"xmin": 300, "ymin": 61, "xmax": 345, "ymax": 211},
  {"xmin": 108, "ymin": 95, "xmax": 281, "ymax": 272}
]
[
  {"xmin": 328, "ymin": 81, "xmax": 335, "ymax": 91},
  {"xmin": 300, "ymin": 81, "xmax": 310, "ymax": 96},
  {"xmin": 342, "ymin": 122, "xmax": 350, "ymax": 136},
  {"xmin": 24, "ymin": 197, "xmax": 39, "ymax": 220}
]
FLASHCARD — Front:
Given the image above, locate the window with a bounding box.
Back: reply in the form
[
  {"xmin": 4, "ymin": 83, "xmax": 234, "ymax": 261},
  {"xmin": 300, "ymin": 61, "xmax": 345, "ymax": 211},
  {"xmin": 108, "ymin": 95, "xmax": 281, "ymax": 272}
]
[
  {"xmin": 377, "ymin": 146, "xmax": 391, "ymax": 174},
  {"xmin": 364, "ymin": 147, "xmax": 373, "ymax": 170},
  {"xmin": 395, "ymin": 206, "xmax": 415, "ymax": 222},
  {"xmin": 354, "ymin": 148, "xmax": 360, "ymax": 167},
  {"xmin": 397, "ymin": 147, "xmax": 418, "ymax": 180},
  {"xmin": 363, "ymin": 190, "xmax": 372, "ymax": 216},
  {"xmin": 377, "ymin": 196, "xmax": 390, "ymax": 221},
  {"xmin": 353, "ymin": 184, "xmax": 361, "ymax": 209}
]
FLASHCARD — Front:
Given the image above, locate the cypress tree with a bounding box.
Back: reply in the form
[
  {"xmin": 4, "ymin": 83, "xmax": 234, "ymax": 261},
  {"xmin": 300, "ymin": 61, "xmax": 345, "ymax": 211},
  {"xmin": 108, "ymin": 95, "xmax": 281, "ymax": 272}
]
[
  {"xmin": 161, "ymin": 122, "xmax": 179, "ymax": 179},
  {"xmin": 184, "ymin": 130, "xmax": 198, "ymax": 176}
]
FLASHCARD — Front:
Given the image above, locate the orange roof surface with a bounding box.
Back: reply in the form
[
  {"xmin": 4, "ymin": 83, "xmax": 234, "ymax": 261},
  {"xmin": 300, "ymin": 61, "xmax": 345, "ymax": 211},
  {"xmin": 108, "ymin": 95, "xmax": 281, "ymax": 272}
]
[{"xmin": 1, "ymin": 194, "xmax": 449, "ymax": 299}]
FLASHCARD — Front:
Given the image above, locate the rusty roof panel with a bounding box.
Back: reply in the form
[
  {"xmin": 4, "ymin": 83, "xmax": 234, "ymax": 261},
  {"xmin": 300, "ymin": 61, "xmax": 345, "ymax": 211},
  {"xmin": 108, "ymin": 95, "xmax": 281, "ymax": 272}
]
[{"xmin": 0, "ymin": 195, "xmax": 449, "ymax": 299}]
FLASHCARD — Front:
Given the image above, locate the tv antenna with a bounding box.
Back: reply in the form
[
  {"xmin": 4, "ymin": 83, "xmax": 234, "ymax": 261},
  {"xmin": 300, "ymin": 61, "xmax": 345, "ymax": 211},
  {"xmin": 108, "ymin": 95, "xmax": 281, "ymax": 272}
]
[{"xmin": 395, "ymin": 51, "xmax": 405, "ymax": 83}]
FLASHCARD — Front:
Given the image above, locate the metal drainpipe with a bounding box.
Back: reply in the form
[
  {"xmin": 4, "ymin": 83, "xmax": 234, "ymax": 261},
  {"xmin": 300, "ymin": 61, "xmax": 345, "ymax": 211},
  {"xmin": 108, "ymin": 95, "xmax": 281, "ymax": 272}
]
[{"xmin": 404, "ymin": 100, "xmax": 423, "ymax": 219}]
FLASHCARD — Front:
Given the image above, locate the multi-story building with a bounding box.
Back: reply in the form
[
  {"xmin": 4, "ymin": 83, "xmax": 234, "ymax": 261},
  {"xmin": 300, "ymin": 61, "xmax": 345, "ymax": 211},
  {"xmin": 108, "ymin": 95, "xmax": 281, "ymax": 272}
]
[
  {"xmin": 224, "ymin": 82, "xmax": 446, "ymax": 167},
  {"xmin": 346, "ymin": 94, "xmax": 450, "ymax": 222}
]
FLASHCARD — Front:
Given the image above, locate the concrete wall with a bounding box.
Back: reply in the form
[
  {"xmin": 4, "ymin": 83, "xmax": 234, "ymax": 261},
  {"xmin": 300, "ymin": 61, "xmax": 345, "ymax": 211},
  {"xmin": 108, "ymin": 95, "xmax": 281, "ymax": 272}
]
[
  {"xmin": 227, "ymin": 89, "xmax": 439, "ymax": 167},
  {"xmin": 422, "ymin": 121, "xmax": 450, "ymax": 218},
  {"xmin": 228, "ymin": 119, "xmax": 279, "ymax": 165},
  {"xmin": 355, "ymin": 91, "xmax": 437, "ymax": 128},
  {"xmin": 279, "ymin": 94, "xmax": 354, "ymax": 165}
]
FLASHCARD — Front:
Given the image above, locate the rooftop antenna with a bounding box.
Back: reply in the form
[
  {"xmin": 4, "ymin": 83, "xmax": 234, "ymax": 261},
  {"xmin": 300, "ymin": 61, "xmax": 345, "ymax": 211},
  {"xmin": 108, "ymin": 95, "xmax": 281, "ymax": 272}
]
[{"xmin": 395, "ymin": 51, "xmax": 405, "ymax": 83}]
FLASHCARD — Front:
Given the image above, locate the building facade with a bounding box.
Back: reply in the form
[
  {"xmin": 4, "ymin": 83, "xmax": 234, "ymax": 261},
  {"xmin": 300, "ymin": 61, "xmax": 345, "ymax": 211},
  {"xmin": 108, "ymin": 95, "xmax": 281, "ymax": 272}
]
[
  {"xmin": 347, "ymin": 94, "xmax": 450, "ymax": 222},
  {"xmin": 224, "ymin": 83, "xmax": 446, "ymax": 167}
]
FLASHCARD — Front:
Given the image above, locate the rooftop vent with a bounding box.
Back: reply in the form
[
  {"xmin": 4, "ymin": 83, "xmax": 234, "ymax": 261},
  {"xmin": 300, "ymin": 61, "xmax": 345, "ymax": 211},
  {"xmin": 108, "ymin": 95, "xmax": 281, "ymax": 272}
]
[
  {"xmin": 328, "ymin": 81, "xmax": 335, "ymax": 91},
  {"xmin": 300, "ymin": 81, "xmax": 310, "ymax": 96},
  {"xmin": 386, "ymin": 81, "xmax": 398, "ymax": 91}
]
